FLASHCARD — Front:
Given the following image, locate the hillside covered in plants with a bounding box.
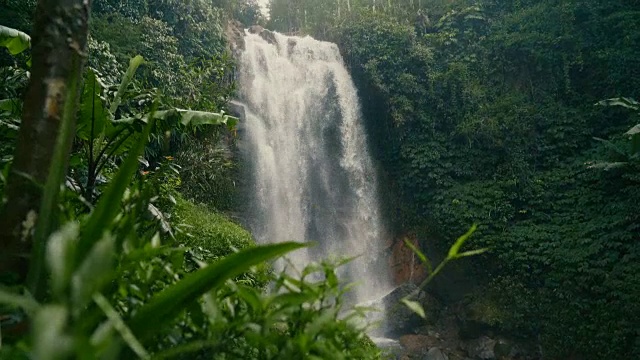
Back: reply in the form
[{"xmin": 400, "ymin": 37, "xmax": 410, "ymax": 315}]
[
  {"xmin": 267, "ymin": 0, "xmax": 640, "ymax": 358},
  {"xmin": 0, "ymin": 0, "xmax": 382, "ymax": 359},
  {"xmin": 1, "ymin": 0, "xmax": 639, "ymax": 359}
]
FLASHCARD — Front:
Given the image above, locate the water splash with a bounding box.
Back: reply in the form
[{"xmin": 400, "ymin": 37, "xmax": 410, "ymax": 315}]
[{"xmin": 237, "ymin": 30, "xmax": 391, "ymax": 304}]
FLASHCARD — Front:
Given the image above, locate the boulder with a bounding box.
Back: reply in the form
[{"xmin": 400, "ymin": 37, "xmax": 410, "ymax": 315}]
[
  {"xmin": 422, "ymin": 347, "xmax": 449, "ymax": 360},
  {"xmin": 382, "ymin": 284, "xmax": 443, "ymax": 337},
  {"xmin": 493, "ymin": 338, "xmax": 512, "ymax": 359},
  {"xmin": 399, "ymin": 334, "xmax": 440, "ymax": 354},
  {"xmin": 466, "ymin": 336, "xmax": 496, "ymax": 360},
  {"xmin": 248, "ymin": 25, "xmax": 277, "ymax": 45},
  {"xmin": 375, "ymin": 283, "xmax": 433, "ymax": 337},
  {"xmin": 247, "ymin": 25, "xmax": 264, "ymax": 34}
]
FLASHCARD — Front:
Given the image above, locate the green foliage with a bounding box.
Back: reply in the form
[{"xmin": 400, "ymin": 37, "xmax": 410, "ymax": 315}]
[
  {"xmin": 306, "ymin": 0, "xmax": 640, "ymax": 357},
  {"xmin": 68, "ymin": 55, "xmax": 236, "ymax": 204},
  {"xmin": 0, "ymin": 0, "xmax": 36, "ymax": 34},
  {"xmin": 0, "ymin": 25, "xmax": 30, "ymax": 56},
  {"xmin": 1, "ymin": 62, "xmax": 377, "ymax": 358},
  {"xmin": 1, "ymin": 3, "xmax": 385, "ymax": 360},
  {"xmin": 175, "ymin": 133, "xmax": 238, "ymax": 211},
  {"xmin": 173, "ymin": 195, "xmax": 254, "ymax": 263},
  {"xmin": 89, "ymin": 4, "xmax": 235, "ymax": 111}
]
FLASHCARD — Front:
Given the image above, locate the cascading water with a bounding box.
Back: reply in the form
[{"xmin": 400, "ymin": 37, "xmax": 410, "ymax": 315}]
[{"xmin": 237, "ymin": 30, "xmax": 391, "ymax": 305}]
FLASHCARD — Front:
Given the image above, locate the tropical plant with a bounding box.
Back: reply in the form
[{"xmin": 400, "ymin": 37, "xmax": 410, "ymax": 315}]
[
  {"xmin": 70, "ymin": 55, "xmax": 237, "ymax": 203},
  {"xmin": 589, "ymin": 97, "xmax": 640, "ymax": 169}
]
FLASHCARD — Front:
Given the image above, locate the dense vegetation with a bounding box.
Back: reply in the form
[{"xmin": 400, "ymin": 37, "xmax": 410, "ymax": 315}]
[
  {"xmin": 268, "ymin": 0, "xmax": 640, "ymax": 358},
  {"xmin": 2, "ymin": 0, "xmax": 639, "ymax": 359},
  {"xmin": 0, "ymin": 0, "xmax": 382, "ymax": 359}
]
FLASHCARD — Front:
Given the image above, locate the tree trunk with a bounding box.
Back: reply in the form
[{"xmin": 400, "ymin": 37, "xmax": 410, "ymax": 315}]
[{"xmin": 0, "ymin": 0, "xmax": 91, "ymax": 281}]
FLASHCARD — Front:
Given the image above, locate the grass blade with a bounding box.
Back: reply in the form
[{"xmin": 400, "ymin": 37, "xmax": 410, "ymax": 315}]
[
  {"xmin": 93, "ymin": 293, "xmax": 150, "ymax": 360},
  {"xmin": 447, "ymin": 224, "xmax": 477, "ymax": 259},
  {"xmin": 403, "ymin": 238, "xmax": 432, "ymax": 274},
  {"xmin": 401, "ymin": 298, "xmax": 426, "ymax": 319}
]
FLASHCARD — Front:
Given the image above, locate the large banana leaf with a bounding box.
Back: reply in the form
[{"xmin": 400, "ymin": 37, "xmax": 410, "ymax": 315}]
[
  {"xmin": 116, "ymin": 109, "xmax": 238, "ymax": 130},
  {"xmin": 0, "ymin": 25, "xmax": 31, "ymax": 55},
  {"xmin": 77, "ymin": 69, "xmax": 111, "ymax": 141},
  {"xmin": 110, "ymin": 55, "xmax": 144, "ymax": 115}
]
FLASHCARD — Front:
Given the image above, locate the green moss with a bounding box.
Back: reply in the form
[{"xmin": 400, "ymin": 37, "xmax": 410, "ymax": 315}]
[
  {"xmin": 173, "ymin": 195, "xmax": 254, "ymax": 257},
  {"xmin": 173, "ymin": 195, "xmax": 270, "ymax": 288}
]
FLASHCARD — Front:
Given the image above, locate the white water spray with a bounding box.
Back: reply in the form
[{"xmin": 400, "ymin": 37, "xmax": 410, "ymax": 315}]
[{"xmin": 237, "ymin": 30, "xmax": 391, "ymax": 304}]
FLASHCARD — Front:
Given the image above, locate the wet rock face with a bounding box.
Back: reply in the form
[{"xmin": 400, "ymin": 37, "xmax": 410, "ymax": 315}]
[
  {"xmin": 248, "ymin": 25, "xmax": 277, "ymax": 45},
  {"xmin": 374, "ymin": 283, "xmax": 442, "ymax": 338},
  {"xmin": 225, "ymin": 20, "xmax": 245, "ymax": 53},
  {"xmin": 382, "ymin": 284, "xmax": 424, "ymax": 337},
  {"xmin": 390, "ymin": 234, "xmax": 427, "ymax": 285}
]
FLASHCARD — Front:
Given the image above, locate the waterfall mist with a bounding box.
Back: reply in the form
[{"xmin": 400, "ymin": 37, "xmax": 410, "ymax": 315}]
[{"xmin": 237, "ymin": 30, "xmax": 391, "ymax": 304}]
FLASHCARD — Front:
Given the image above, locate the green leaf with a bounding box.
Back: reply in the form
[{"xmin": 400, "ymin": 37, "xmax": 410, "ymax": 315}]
[
  {"xmin": 401, "ymin": 299, "xmax": 426, "ymax": 319},
  {"xmin": 77, "ymin": 70, "xmax": 110, "ymax": 141},
  {"xmin": 236, "ymin": 285, "xmax": 263, "ymax": 313},
  {"xmin": 448, "ymin": 224, "xmax": 477, "ymax": 259},
  {"xmin": 457, "ymin": 248, "xmax": 489, "ymax": 258},
  {"xmin": 596, "ymin": 97, "xmax": 639, "ymax": 111},
  {"xmin": 587, "ymin": 161, "xmax": 628, "ymax": 170},
  {"xmin": 110, "ymin": 55, "xmax": 144, "ymax": 115},
  {"xmin": 0, "ymin": 25, "xmax": 31, "ymax": 55},
  {"xmin": 625, "ymin": 124, "xmax": 640, "ymax": 136},
  {"xmin": 32, "ymin": 306, "xmax": 73, "ymax": 360},
  {"xmin": 93, "ymin": 293, "xmax": 150, "ymax": 360},
  {"xmin": 0, "ymin": 289, "xmax": 40, "ymax": 315},
  {"xmin": 72, "ymin": 232, "xmax": 116, "ymax": 310},
  {"xmin": 631, "ymin": 133, "xmax": 640, "ymax": 156},
  {"xmin": 127, "ymin": 242, "xmax": 305, "ymax": 339},
  {"xmin": 403, "ymin": 238, "xmax": 432, "ymax": 273},
  {"xmin": 77, "ymin": 114, "xmax": 154, "ymax": 263},
  {"xmin": 0, "ymin": 98, "xmax": 21, "ymax": 117},
  {"xmin": 47, "ymin": 222, "xmax": 80, "ymax": 300},
  {"xmin": 117, "ymin": 109, "xmax": 238, "ymax": 129},
  {"xmin": 593, "ymin": 137, "xmax": 628, "ymax": 158}
]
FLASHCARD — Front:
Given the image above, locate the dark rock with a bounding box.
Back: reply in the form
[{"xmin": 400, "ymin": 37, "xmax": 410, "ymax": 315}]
[
  {"xmin": 375, "ymin": 283, "xmax": 437, "ymax": 337},
  {"xmin": 287, "ymin": 38, "xmax": 297, "ymax": 56},
  {"xmin": 248, "ymin": 25, "xmax": 264, "ymax": 34},
  {"xmin": 466, "ymin": 336, "xmax": 496, "ymax": 360},
  {"xmin": 248, "ymin": 25, "xmax": 277, "ymax": 45},
  {"xmin": 493, "ymin": 338, "xmax": 512, "ymax": 359},
  {"xmin": 225, "ymin": 20, "xmax": 245, "ymax": 53},
  {"xmin": 422, "ymin": 347, "xmax": 449, "ymax": 360},
  {"xmin": 259, "ymin": 29, "xmax": 277, "ymax": 45},
  {"xmin": 458, "ymin": 319, "xmax": 493, "ymax": 340},
  {"xmin": 228, "ymin": 100, "xmax": 246, "ymax": 120},
  {"xmin": 399, "ymin": 334, "xmax": 440, "ymax": 354},
  {"xmin": 391, "ymin": 284, "xmax": 442, "ymax": 337}
]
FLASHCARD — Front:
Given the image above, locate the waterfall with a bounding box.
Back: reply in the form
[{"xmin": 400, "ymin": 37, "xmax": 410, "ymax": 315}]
[{"xmin": 237, "ymin": 30, "xmax": 391, "ymax": 304}]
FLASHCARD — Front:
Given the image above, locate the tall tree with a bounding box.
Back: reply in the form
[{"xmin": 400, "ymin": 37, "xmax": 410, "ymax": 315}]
[{"xmin": 0, "ymin": 0, "xmax": 91, "ymax": 282}]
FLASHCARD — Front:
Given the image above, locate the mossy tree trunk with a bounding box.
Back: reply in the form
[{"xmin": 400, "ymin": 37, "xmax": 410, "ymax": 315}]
[{"xmin": 0, "ymin": 0, "xmax": 91, "ymax": 282}]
